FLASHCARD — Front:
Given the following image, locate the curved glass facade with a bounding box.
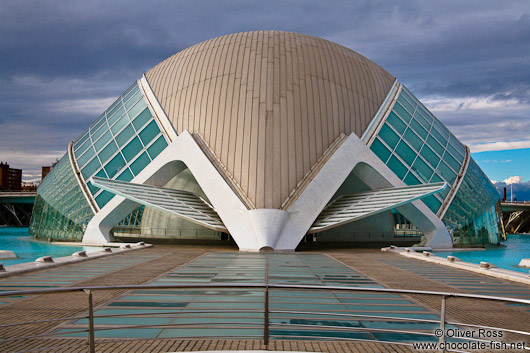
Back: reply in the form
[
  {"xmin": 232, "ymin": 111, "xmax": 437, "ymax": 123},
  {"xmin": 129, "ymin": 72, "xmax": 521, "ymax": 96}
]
[
  {"xmin": 442, "ymin": 159, "xmax": 503, "ymax": 245},
  {"xmin": 29, "ymin": 153, "xmax": 94, "ymax": 241},
  {"xmin": 370, "ymin": 85, "xmax": 467, "ymax": 214},
  {"xmin": 369, "ymin": 84, "xmax": 502, "ymax": 244},
  {"xmin": 72, "ymin": 81, "xmax": 169, "ymax": 209}
]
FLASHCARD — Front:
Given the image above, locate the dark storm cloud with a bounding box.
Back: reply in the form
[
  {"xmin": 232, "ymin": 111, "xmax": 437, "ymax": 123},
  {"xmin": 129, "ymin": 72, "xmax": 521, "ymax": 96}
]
[{"xmin": 1, "ymin": 0, "xmax": 529, "ymax": 178}]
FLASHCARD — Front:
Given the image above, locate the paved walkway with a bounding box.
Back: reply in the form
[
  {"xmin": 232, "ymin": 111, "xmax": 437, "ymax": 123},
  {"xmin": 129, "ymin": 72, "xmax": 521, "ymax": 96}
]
[{"xmin": 0, "ymin": 246, "xmax": 528, "ymax": 352}]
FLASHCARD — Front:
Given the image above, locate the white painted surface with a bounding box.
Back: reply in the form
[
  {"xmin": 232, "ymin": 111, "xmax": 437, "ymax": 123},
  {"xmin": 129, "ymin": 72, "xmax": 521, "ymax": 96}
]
[
  {"xmin": 249, "ymin": 209, "xmax": 289, "ymax": 250},
  {"xmin": 519, "ymin": 258, "xmax": 530, "ymax": 268},
  {"xmin": 0, "ymin": 250, "xmax": 17, "ymax": 259}
]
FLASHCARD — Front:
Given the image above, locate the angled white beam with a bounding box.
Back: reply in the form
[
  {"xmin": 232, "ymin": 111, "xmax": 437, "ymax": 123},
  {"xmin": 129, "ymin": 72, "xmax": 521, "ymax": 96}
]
[
  {"xmin": 310, "ymin": 182, "xmax": 447, "ymax": 232},
  {"xmin": 90, "ymin": 177, "xmax": 227, "ymax": 232}
]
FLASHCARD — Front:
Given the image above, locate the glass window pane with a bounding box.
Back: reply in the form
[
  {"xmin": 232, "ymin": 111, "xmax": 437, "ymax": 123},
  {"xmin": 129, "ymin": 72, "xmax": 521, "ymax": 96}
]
[
  {"xmin": 124, "ymin": 90, "xmax": 142, "ymax": 109},
  {"xmin": 397, "ymin": 95, "xmax": 415, "ymax": 115},
  {"xmin": 379, "ymin": 124, "xmax": 400, "ymax": 149},
  {"xmin": 115, "ymin": 125, "xmax": 135, "ymax": 147},
  {"xmin": 87, "ymin": 181, "xmax": 99, "ymax": 195},
  {"xmin": 94, "ymin": 130, "xmax": 112, "ymax": 152},
  {"xmin": 147, "ymin": 135, "xmax": 168, "ymax": 160},
  {"xmin": 427, "ymin": 135, "xmax": 444, "ymax": 156},
  {"xmin": 90, "ymin": 115, "xmax": 106, "ymax": 133},
  {"xmin": 422, "ymin": 195, "xmax": 442, "ymax": 214},
  {"xmin": 104, "ymin": 153, "xmax": 126, "ymax": 178},
  {"xmin": 420, "ymin": 145, "xmax": 440, "ymax": 168},
  {"xmin": 417, "ymin": 105, "xmax": 433, "ymax": 123},
  {"xmin": 111, "ymin": 114, "xmax": 130, "ymax": 135},
  {"xmin": 412, "ymin": 157, "xmax": 434, "ymax": 182},
  {"xmin": 95, "ymin": 190, "xmax": 114, "ymax": 208},
  {"xmin": 410, "ymin": 119, "xmax": 428, "ymax": 139},
  {"xmin": 132, "ymin": 108, "xmax": 152, "ymax": 130},
  {"xmin": 116, "ymin": 168, "xmax": 134, "ymax": 182},
  {"xmin": 447, "ymin": 143, "xmax": 464, "ymax": 163},
  {"xmin": 130, "ymin": 152, "xmax": 150, "ymax": 175},
  {"xmin": 139, "ymin": 121, "xmax": 160, "ymax": 145},
  {"xmin": 127, "ymin": 99, "xmax": 147, "ymax": 120},
  {"xmin": 91, "ymin": 122, "xmax": 108, "ymax": 142},
  {"xmin": 386, "ymin": 111, "xmax": 407, "ymax": 134},
  {"xmin": 414, "ymin": 111, "xmax": 431, "ymax": 130},
  {"xmin": 430, "ymin": 173, "xmax": 443, "ymax": 183},
  {"xmin": 106, "ymin": 100, "xmax": 122, "ymax": 118},
  {"xmin": 74, "ymin": 132, "xmax": 89, "ymax": 150},
  {"xmin": 444, "ymin": 152, "xmax": 461, "ymax": 173},
  {"xmin": 371, "ymin": 138, "xmax": 392, "ymax": 163},
  {"xmin": 395, "ymin": 140, "xmax": 416, "ymax": 165},
  {"xmin": 387, "ymin": 155, "xmax": 408, "ymax": 180},
  {"xmin": 122, "ymin": 137, "xmax": 143, "ymax": 162},
  {"xmin": 75, "ymin": 138, "xmax": 91, "ymax": 159},
  {"xmin": 404, "ymin": 128, "xmax": 423, "ymax": 151},
  {"xmin": 431, "ymin": 126, "xmax": 447, "ymax": 147},
  {"xmin": 438, "ymin": 161, "xmax": 457, "ymax": 184},
  {"xmin": 393, "ymin": 103, "xmax": 412, "ymax": 123},
  {"xmin": 404, "ymin": 172, "xmax": 421, "ymax": 185},
  {"xmin": 99, "ymin": 140, "xmax": 118, "ymax": 164},
  {"xmin": 108, "ymin": 107, "xmax": 125, "ymax": 126},
  {"xmin": 77, "ymin": 146, "xmax": 95, "ymax": 168},
  {"xmin": 81, "ymin": 157, "xmax": 101, "ymax": 179}
]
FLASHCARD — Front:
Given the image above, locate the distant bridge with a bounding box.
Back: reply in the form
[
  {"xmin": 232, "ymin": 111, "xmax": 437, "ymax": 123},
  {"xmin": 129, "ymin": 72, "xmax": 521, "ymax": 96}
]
[
  {"xmin": 0, "ymin": 191, "xmax": 36, "ymax": 226},
  {"xmin": 501, "ymin": 201, "xmax": 530, "ymax": 234}
]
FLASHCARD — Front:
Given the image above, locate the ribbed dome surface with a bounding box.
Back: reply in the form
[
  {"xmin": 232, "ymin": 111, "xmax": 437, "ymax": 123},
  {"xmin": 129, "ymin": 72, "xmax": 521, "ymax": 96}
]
[{"xmin": 145, "ymin": 31, "xmax": 395, "ymax": 209}]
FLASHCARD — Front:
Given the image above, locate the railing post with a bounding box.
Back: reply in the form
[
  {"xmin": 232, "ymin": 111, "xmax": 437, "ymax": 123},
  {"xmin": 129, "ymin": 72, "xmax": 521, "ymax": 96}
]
[
  {"xmin": 84, "ymin": 289, "xmax": 96, "ymax": 353},
  {"xmin": 264, "ymin": 285, "xmax": 269, "ymax": 348},
  {"xmin": 439, "ymin": 295, "xmax": 447, "ymax": 353}
]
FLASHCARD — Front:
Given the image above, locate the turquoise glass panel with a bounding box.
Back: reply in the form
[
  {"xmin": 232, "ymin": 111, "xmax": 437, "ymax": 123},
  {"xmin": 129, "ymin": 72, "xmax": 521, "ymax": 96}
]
[
  {"xmin": 397, "ymin": 95, "xmax": 415, "ymax": 115},
  {"xmin": 94, "ymin": 130, "xmax": 112, "ymax": 152},
  {"xmin": 404, "ymin": 172, "xmax": 421, "ymax": 185},
  {"xmin": 420, "ymin": 145, "xmax": 440, "ymax": 168},
  {"xmin": 412, "ymin": 158, "xmax": 434, "ymax": 182},
  {"xmin": 106, "ymin": 101, "xmax": 123, "ymax": 120},
  {"xmin": 147, "ymin": 135, "xmax": 168, "ymax": 160},
  {"xmin": 104, "ymin": 153, "xmax": 126, "ymax": 178},
  {"xmin": 430, "ymin": 127, "xmax": 447, "ymax": 147},
  {"xmin": 132, "ymin": 108, "xmax": 152, "ymax": 130},
  {"xmin": 410, "ymin": 119, "xmax": 428, "ymax": 139},
  {"xmin": 139, "ymin": 121, "xmax": 160, "ymax": 145},
  {"xmin": 430, "ymin": 173, "xmax": 443, "ymax": 183},
  {"xmin": 99, "ymin": 141, "xmax": 118, "ymax": 164},
  {"xmin": 386, "ymin": 112, "xmax": 406, "ymax": 134},
  {"xmin": 438, "ymin": 161, "xmax": 457, "ymax": 184},
  {"xmin": 81, "ymin": 157, "xmax": 101, "ymax": 179},
  {"xmin": 444, "ymin": 152, "xmax": 461, "ymax": 173},
  {"xmin": 77, "ymin": 146, "xmax": 95, "ymax": 167},
  {"xmin": 95, "ymin": 169, "xmax": 108, "ymax": 179},
  {"xmin": 90, "ymin": 115, "xmax": 106, "ymax": 133},
  {"xmin": 111, "ymin": 114, "xmax": 129, "ymax": 135},
  {"xmin": 395, "ymin": 140, "xmax": 416, "ymax": 165},
  {"xmin": 393, "ymin": 103, "xmax": 412, "ymax": 123},
  {"xmin": 122, "ymin": 137, "xmax": 143, "ymax": 162},
  {"xmin": 127, "ymin": 99, "xmax": 147, "ymax": 120},
  {"xmin": 447, "ymin": 143, "xmax": 464, "ymax": 163},
  {"xmin": 404, "ymin": 128, "xmax": 423, "ymax": 151},
  {"xmin": 91, "ymin": 122, "xmax": 108, "ymax": 142},
  {"xmin": 427, "ymin": 135, "xmax": 444, "ymax": 156},
  {"xmin": 370, "ymin": 138, "xmax": 391, "ymax": 163},
  {"xmin": 75, "ymin": 138, "xmax": 91, "ymax": 158},
  {"xmin": 95, "ymin": 191, "xmax": 114, "ymax": 208},
  {"xmin": 130, "ymin": 152, "xmax": 150, "ymax": 175},
  {"xmin": 423, "ymin": 195, "xmax": 442, "ymax": 214},
  {"xmin": 108, "ymin": 107, "xmax": 125, "ymax": 126},
  {"xmin": 414, "ymin": 111, "xmax": 431, "ymax": 130},
  {"xmin": 87, "ymin": 181, "xmax": 99, "ymax": 194},
  {"xmin": 116, "ymin": 125, "xmax": 135, "ymax": 147},
  {"xmin": 74, "ymin": 132, "xmax": 89, "ymax": 150},
  {"xmin": 417, "ymin": 105, "xmax": 433, "ymax": 123},
  {"xmin": 387, "ymin": 156, "xmax": 408, "ymax": 179},
  {"xmin": 124, "ymin": 91, "xmax": 142, "ymax": 110},
  {"xmin": 116, "ymin": 168, "xmax": 134, "ymax": 182},
  {"xmin": 379, "ymin": 124, "xmax": 400, "ymax": 149}
]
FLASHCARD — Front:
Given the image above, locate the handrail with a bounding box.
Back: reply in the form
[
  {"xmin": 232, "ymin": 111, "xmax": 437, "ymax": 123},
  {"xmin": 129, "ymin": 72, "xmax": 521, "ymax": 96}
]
[{"xmin": 0, "ymin": 283, "xmax": 528, "ymax": 353}]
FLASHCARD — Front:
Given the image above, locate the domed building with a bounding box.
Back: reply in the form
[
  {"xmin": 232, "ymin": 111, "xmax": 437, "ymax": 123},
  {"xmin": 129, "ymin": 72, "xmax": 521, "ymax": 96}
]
[{"xmin": 29, "ymin": 31, "xmax": 504, "ymax": 251}]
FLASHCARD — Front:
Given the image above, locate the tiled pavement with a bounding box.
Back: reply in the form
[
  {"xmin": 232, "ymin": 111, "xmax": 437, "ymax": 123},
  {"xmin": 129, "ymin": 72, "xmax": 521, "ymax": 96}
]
[{"xmin": 0, "ymin": 246, "xmax": 528, "ymax": 352}]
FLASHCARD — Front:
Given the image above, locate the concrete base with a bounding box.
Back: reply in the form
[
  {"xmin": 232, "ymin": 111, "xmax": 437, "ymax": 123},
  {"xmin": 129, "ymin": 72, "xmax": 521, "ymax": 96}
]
[{"xmin": 0, "ymin": 250, "xmax": 17, "ymax": 259}]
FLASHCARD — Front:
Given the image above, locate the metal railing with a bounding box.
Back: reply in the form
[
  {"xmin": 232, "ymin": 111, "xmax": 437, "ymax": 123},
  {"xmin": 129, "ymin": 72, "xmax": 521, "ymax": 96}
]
[{"xmin": 0, "ymin": 284, "xmax": 529, "ymax": 353}]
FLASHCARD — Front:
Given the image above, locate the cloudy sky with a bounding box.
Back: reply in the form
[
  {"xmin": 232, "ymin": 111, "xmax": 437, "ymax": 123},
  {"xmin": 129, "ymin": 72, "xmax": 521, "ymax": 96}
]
[{"xmin": 1, "ymin": 0, "xmax": 529, "ymax": 194}]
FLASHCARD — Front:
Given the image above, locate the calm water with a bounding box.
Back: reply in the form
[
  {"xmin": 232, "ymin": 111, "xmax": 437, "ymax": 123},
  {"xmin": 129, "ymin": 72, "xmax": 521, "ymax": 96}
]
[
  {"xmin": 0, "ymin": 227, "xmax": 97, "ymax": 266},
  {"xmin": 434, "ymin": 233, "xmax": 530, "ymax": 273}
]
